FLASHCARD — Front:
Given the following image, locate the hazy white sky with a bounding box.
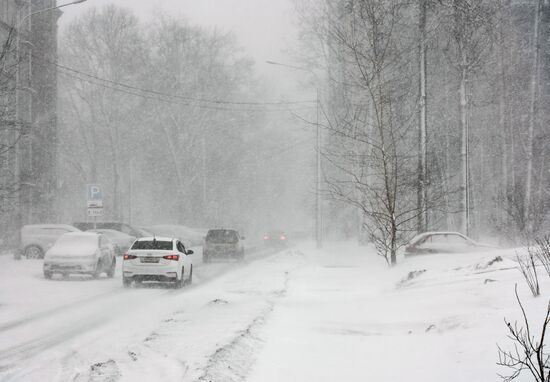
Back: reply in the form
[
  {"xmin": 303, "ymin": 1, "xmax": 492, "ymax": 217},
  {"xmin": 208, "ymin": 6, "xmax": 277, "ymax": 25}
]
[{"xmin": 59, "ymin": 0, "xmax": 307, "ymax": 99}]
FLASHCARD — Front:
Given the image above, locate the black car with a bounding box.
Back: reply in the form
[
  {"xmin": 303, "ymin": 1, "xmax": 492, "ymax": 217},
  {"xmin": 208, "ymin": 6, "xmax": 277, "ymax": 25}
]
[{"xmin": 203, "ymin": 229, "xmax": 245, "ymax": 263}]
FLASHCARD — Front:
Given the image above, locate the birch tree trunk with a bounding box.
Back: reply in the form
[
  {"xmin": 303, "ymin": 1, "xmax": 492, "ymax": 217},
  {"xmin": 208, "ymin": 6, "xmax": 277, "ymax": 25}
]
[
  {"xmin": 497, "ymin": 0, "xmax": 510, "ymax": 228},
  {"xmin": 459, "ymin": 57, "xmax": 469, "ymax": 235},
  {"xmin": 417, "ymin": 0, "xmax": 428, "ymax": 233},
  {"xmin": 525, "ymin": 0, "xmax": 543, "ymax": 235},
  {"xmin": 453, "ymin": 0, "xmax": 470, "ymax": 236}
]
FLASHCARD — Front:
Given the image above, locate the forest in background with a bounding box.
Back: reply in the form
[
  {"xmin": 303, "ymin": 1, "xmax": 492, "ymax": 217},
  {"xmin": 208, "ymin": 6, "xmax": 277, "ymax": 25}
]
[{"xmin": 294, "ymin": 0, "xmax": 550, "ymax": 263}]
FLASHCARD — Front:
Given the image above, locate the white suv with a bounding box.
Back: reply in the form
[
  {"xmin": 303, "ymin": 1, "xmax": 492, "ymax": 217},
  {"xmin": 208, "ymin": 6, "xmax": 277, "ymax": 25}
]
[{"xmin": 122, "ymin": 237, "xmax": 194, "ymax": 288}]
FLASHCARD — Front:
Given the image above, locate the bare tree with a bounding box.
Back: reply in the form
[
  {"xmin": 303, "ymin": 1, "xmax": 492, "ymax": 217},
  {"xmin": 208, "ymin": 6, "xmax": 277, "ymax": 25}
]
[
  {"xmin": 534, "ymin": 236, "xmax": 550, "ymax": 279},
  {"xmin": 497, "ymin": 286, "xmax": 549, "ymax": 381},
  {"xmin": 57, "ymin": 5, "xmax": 269, "ymax": 228},
  {"xmin": 517, "ymin": 250, "xmax": 541, "ymax": 297},
  {"xmin": 312, "ymin": 0, "xmax": 425, "ymax": 265},
  {"xmin": 524, "ymin": 0, "xmax": 544, "ymax": 235},
  {"xmin": 446, "ymin": 0, "xmax": 496, "ymax": 236},
  {"xmin": 59, "ymin": 5, "xmax": 148, "ymax": 221},
  {"xmin": 0, "ymin": 27, "xmax": 21, "ymax": 248}
]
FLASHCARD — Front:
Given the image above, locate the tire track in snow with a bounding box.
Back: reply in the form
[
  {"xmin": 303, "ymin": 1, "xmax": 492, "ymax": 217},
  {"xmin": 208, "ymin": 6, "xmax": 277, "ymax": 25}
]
[
  {"xmin": 0, "ymin": 289, "xmax": 122, "ymax": 333},
  {"xmin": 197, "ymin": 262, "xmax": 293, "ymax": 382},
  {"xmin": 0, "ymin": 314, "xmax": 108, "ymax": 379},
  {"xmin": 0, "ymin": 246, "xmax": 288, "ymax": 379}
]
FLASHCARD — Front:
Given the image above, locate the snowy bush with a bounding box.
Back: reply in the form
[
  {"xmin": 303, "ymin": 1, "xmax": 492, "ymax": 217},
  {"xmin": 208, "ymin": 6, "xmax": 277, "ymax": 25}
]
[{"xmin": 517, "ymin": 251, "xmax": 541, "ymax": 297}]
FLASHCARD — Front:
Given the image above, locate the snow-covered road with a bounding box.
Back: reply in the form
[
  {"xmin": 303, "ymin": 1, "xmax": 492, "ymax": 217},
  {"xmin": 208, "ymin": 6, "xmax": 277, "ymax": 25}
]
[
  {"xmin": 0, "ymin": 246, "xmax": 303, "ymax": 381},
  {"xmin": 0, "ymin": 242, "xmax": 548, "ymax": 381}
]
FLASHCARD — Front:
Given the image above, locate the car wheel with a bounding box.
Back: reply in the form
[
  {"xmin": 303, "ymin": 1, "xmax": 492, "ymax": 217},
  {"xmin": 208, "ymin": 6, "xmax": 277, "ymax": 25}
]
[
  {"xmin": 123, "ymin": 277, "xmax": 132, "ymax": 288},
  {"xmin": 92, "ymin": 261, "xmax": 102, "ymax": 279},
  {"xmin": 25, "ymin": 245, "xmax": 43, "ymax": 259},
  {"xmin": 174, "ymin": 268, "xmax": 184, "ymax": 289},
  {"xmin": 186, "ymin": 265, "xmax": 193, "ymax": 285},
  {"xmin": 43, "ymin": 270, "xmax": 52, "ymax": 279},
  {"xmin": 106, "ymin": 257, "xmax": 116, "ymax": 278}
]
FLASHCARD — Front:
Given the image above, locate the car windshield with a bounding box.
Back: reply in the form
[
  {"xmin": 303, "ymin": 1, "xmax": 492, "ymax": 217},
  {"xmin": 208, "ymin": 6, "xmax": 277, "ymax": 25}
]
[
  {"xmin": 53, "ymin": 234, "xmax": 98, "ymax": 253},
  {"xmin": 206, "ymin": 230, "xmax": 238, "ymax": 243},
  {"xmin": 131, "ymin": 240, "xmax": 173, "ymax": 250}
]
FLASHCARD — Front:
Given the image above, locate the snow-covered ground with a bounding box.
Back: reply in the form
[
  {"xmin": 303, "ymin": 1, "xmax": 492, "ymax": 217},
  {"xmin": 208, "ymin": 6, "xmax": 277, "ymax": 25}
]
[
  {"xmin": 250, "ymin": 243, "xmax": 549, "ymax": 382},
  {"xmin": 0, "ymin": 242, "xmax": 547, "ymax": 381}
]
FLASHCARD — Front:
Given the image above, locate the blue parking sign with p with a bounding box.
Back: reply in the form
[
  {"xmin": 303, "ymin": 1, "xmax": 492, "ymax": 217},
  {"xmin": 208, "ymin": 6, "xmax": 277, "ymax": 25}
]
[{"xmin": 87, "ymin": 184, "xmax": 102, "ymax": 201}]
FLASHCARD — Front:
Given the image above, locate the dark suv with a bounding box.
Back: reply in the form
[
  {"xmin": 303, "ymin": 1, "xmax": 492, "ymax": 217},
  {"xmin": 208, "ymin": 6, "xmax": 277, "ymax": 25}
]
[{"xmin": 203, "ymin": 229, "xmax": 245, "ymax": 263}]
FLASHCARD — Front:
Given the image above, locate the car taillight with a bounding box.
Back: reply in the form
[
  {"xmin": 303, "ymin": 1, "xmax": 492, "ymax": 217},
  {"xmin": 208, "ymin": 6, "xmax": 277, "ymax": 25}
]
[
  {"xmin": 123, "ymin": 254, "xmax": 137, "ymax": 260},
  {"xmin": 163, "ymin": 254, "xmax": 179, "ymax": 261},
  {"xmin": 280, "ymin": 235, "xmax": 286, "ymax": 240},
  {"xmin": 263, "ymin": 235, "xmax": 269, "ymax": 240}
]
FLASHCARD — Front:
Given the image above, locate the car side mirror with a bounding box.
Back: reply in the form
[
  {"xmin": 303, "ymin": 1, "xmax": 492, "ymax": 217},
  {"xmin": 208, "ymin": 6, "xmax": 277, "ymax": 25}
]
[{"xmin": 187, "ymin": 250, "xmax": 194, "ymax": 255}]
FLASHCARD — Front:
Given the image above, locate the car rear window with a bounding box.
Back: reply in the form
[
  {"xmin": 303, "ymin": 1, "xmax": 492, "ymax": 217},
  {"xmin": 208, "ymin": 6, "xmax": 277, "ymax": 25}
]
[
  {"xmin": 206, "ymin": 230, "xmax": 238, "ymax": 243},
  {"xmin": 131, "ymin": 240, "xmax": 173, "ymax": 250}
]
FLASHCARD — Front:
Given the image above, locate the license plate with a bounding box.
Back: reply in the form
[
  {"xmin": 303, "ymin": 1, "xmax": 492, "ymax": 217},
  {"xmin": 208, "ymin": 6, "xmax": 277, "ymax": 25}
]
[{"xmin": 140, "ymin": 257, "xmax": 160, "ymax": 263}]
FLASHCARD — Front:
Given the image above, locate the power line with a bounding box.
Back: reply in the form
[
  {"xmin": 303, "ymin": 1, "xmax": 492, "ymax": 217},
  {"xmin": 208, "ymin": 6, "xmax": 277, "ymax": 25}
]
[
  {"xmin": 33, "ymin": 54, "xmax": 316, "ymax": 108},
  {"xmin": 56, "ymin": 68, "xmax": 315, "ymax": 113},
  {"xmin": 55, "ymin": 66, "xmax": 315, "ymax": 113}
]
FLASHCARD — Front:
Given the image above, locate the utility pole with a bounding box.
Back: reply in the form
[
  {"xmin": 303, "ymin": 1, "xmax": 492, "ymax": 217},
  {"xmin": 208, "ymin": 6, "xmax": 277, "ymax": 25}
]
[
  {"xmin": 128, "ymin": 160, "xmax": 133, "ymax": 225},
  {"xmin": 202, "ymin": 133, "xmax": 207, "ymax": 224},
  {"xmin": 315, "ymin": 87, "xmax": 322, "ymax": 249},
  {"xmin": 266, "ymin": 60, "xmax": 323, "ymax": 248}
]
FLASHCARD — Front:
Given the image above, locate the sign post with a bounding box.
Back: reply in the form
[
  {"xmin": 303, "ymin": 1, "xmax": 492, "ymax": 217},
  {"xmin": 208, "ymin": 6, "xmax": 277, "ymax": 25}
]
[{"xmin": 86, "ymin": 184, "xmax": 103, "ymax": 229}]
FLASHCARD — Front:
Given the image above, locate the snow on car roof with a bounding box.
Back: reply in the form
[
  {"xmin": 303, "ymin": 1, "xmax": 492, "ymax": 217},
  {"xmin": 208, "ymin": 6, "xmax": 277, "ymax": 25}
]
[
  {"xmin": 135, "ymin": 236, "xmax": 175, "ymax": 242},
  {"xmin": 62, "ymin": 231, "xmax": 100, "ymax": 237},
  {"xmin": 22, "ymin": 224, "xmax": 81, "ymax": 230},
  {"xmin": 88, "ymin": 228, "xmax": 131, "ymax": 235},
  {"xmin": 409, "ymin": 231, "xmax": 473, "ymax": 244}
]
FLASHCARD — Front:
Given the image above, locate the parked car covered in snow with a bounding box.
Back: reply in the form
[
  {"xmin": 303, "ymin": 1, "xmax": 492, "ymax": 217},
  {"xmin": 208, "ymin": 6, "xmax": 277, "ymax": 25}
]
[
  {"xmin": 122, "ymin": 237, "xmax": 194, "ymax": 288},
  {"xmin": 87, "ymin": 229, "xmax": 136, "ymax": 256},
  {"xmin": 18, "ymin": 224, "xmax": 81, "ymax": 260},
  {"xmin": 73, "ymin": 221, "xmax": 151, "ymax": 238},
  {"xmin": 203, "ymin": 229, "xmax": 245, "ymax": 263},
  {"xmin": 404, "ymin": 232, "xmax": 491, "ymax": 256},
  {"xmin": 43, "ymin": 232, "xmax": 116, "ymax": 279}
]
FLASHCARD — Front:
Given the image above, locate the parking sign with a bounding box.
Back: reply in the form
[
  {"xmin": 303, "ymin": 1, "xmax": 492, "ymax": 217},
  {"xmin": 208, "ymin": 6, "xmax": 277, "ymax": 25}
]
[{"xmin": 87, "ymin": 184, "xmax": 103, "ymax": 208}]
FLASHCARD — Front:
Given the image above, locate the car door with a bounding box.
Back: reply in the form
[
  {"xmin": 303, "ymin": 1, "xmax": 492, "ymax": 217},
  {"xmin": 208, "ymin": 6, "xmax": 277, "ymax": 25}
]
[
  {"xmin": 176, "ymin": 241, "xmax": 189, "ymax": 277},
  {"xmin": 99, "ymin": 236, "xmax": 114, "ymax": 266}
]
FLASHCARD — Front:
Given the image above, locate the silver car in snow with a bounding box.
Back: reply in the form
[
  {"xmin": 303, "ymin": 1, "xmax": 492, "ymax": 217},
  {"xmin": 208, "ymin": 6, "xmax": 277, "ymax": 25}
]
[
  {"xmin": 18, "ymin": 224, "xmax": 81, "ymax": 259},
  {"xmin": 43, "ymin": 232, "xmax": 116, "ymax": 279}
]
